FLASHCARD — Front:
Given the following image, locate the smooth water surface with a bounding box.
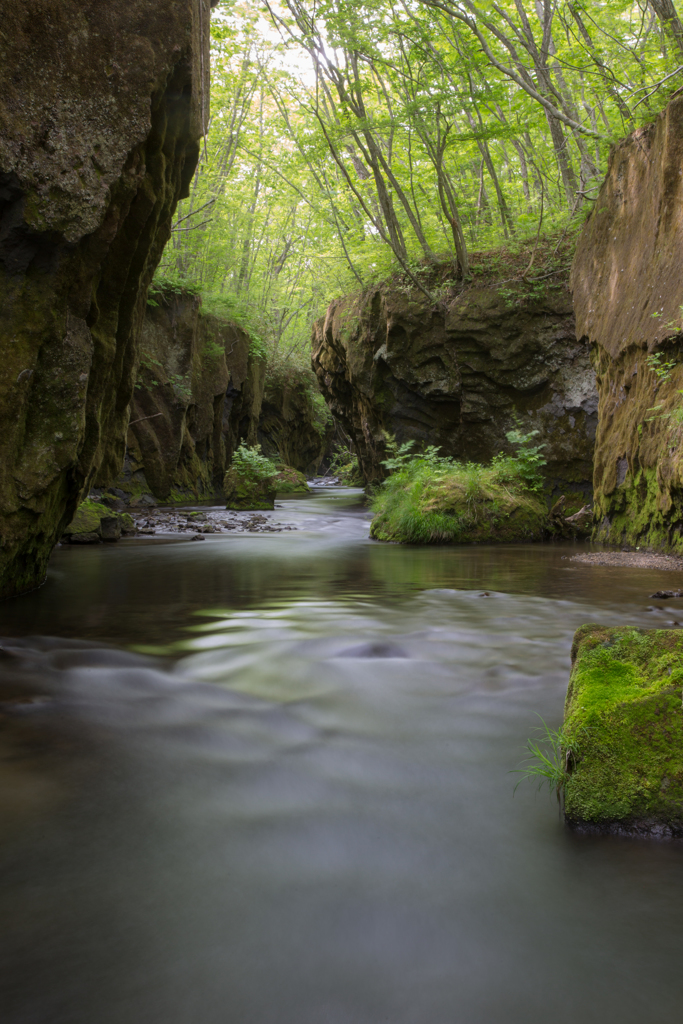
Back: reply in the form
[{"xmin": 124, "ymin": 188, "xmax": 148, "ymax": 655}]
[{"xmin": 1, "ymin": 488, "xmax": 683, "ymax": 1023}]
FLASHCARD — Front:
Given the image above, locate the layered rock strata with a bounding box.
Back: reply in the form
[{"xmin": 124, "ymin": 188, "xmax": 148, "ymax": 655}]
[
  {"xmin": 0, "ymin": 0, "xmax": 212, "ymax": 597},
  {"xmin": 572, "ymin": 95, "xmax": 683, "ymax": 552},
  {"xmin": 115, "ymin": 288, "xmax": 265, "ymax": 504},
  {"xmin": 312, "ymin": 277, "xmax": 596, "ymax": 505}
]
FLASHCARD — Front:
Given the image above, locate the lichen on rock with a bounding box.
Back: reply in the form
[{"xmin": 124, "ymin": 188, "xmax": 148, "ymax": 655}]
[{"xmin": 563, "ymin": 625, "xmax": 683, "ymax": 836}]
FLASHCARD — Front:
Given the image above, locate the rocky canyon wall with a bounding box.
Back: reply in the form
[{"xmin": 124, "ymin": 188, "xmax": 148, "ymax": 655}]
[
  {"xmin": 312, "ymin": 278, "xmax": 597, "ymax": 506},
  {"xmin": 258, "ymin": 362, "xmax": 334, "ymax": 475},
  {"xmin": 572, "ymin": 95, "xmax": 683, "ymax": 552},
  {"xmin": 0, "ymin": 0, "xmax": 213, "ymax": 597},
  {"xmin": 111, "ymin": 288, "xmax": 265, "ymax": 504}
]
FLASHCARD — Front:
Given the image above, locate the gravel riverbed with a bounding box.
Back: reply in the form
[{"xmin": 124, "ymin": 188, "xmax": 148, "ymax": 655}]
[{"xmin": 129, "ymin": 507, "xmax": 298, "ymax": 537}]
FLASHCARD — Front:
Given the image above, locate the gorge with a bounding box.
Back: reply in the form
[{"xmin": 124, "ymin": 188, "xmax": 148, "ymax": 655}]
[{"xmin": 2, "ymin": 1, "xmax": 683, "ymax": 1020}]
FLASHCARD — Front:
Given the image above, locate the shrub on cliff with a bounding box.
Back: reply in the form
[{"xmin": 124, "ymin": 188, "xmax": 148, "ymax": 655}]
[{"xmin": 370, "ymin": 432, "xmax": 548, "ymax": 544}]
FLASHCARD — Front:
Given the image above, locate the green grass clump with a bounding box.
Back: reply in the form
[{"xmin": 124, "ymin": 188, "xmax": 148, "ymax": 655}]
[
  {"xmin": 562, "ymin": 626, "xmax": 683, "ymax": 831},
  {"xmin": 369, "ymin": 455, "xmax": 547, "ymax": 544}
]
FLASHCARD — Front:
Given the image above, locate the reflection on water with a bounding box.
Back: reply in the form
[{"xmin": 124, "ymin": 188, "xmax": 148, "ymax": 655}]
[
  {"xmin": 1, "ymin": 488, "xmax": 683, "ymax": 1023},
  {"xmin": 3, "ymin": 488, "xmax": 683, "ymax": 647}
]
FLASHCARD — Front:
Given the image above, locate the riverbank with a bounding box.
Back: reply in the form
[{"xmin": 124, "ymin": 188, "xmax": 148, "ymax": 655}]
[{"xmin": 568, "ymin": 551, "xmax": 683, "ymax": 571}]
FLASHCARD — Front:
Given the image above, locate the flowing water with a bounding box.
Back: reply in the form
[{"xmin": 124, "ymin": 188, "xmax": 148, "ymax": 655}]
[{"xmin": 2, "ymin": 487, "xmax": 683, "ymax": 1023}]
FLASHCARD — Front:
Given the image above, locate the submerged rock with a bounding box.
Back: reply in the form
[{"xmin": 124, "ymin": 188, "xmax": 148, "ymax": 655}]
[
  {"xmin": 0, "ymin": 0, "xmax": 210, "ymax": 598},
  {"xmin": 312, "ymin": 275, "xmax": 596, "ymax": 508},
  {"xmin": 571, "ymin": 95, "xmax": 683, "ymax": 554},
  {"xmin": 564, "ymin": 625, "xmax": 683, "ymax": 836}
]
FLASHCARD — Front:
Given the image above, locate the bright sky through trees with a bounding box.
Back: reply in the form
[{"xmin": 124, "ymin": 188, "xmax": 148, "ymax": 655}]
[{"xmin": 154, "ymin": 0, "xmax": 683, "ymax": 358}]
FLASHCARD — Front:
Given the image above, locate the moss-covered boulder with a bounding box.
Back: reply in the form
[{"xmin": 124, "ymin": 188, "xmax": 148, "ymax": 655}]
[
  {"xmin": 369, "ymin": 460, "xmax": 548, "ymax": 544},
  {"xmin": 564, "ymin": 625, "xmax": 683, "ymax": 836},
  {"xmin": 223, "ymin": 467, "xmax": 276, "ymax": 511},
  {"xmin": 63, "ymin": 500, "xmax": 134, "ymax": 544},
  {"xmin": 271, "ymin": 467, "xmax": 310, "ymax": 494}
]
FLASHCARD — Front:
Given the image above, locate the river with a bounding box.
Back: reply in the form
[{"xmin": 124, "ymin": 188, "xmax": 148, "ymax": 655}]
[{"xmin": 1, "ymin": 487, "xmax": 682, "ymax": 1023}]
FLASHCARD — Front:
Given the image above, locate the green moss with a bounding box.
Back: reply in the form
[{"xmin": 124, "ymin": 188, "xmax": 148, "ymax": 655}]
[
  {"xmin": 64, "ymin": 499, "xmax": 112, "ymax": 536},
  {"xmin": 271, "ymin": 467, "xmax": 310, "ymax": 493},
  {"xmin": 564, "ymin": 626, "xmax": 683, "ymax": 831},
  {"xmin": 595, "ymin": 464, "xmax": 683, "ymax": 554},
  {"xmin": 223, "ymin": 466, "xmax": 276, "ymax": 510},
  {"xmin": 64, "ymin": 500, "xmax": 135, "ymax": 539},
  {"xmin": 370, "ymin": 459, "xmax": 548, "ymax": 544}
]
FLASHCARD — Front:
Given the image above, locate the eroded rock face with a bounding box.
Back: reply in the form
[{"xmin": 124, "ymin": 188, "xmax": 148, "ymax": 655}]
[
  {"xmin": 257, "ymin": 364, "xmax": 333, "ymax": 475},
  {"xmin": 312, "ymin": 279, "xmax": 597, "ymax": 503},
  {"xmin": 572, "ymin": 95, "xmax": 683, "ymax": 552},
  {"xmin": 0, "ymin": 0, "xmax": 211, "ymax": 597},
  {"xmin": 114, "ymin": 288, "xmax": 266, "ymax": 503}
]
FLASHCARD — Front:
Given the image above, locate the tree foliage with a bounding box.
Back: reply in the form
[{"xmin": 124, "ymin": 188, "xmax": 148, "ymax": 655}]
[{"xmin": 155, "ymin": 0, "xmax": 683, "ymax": 357}]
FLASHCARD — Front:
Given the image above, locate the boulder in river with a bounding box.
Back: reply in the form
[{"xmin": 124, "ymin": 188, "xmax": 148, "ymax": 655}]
[
  {"xmin": 62, "ymin": 500, "xmax": 135, "ymax": 544},
  {"xmin": 271, "ymin": 467, "xmax": 310, "ymax": 494},
  {"xmin": 223, "ymin": 467, "xmax": 276, "ymax": 511},
  {"xmin": 564, "ymin": 625, "xmax": 683, "ymax": 836}
]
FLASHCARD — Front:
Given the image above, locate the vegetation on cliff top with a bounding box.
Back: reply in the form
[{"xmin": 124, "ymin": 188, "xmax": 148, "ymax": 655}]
[{"xmin": 150, "ymin": 0, "xmax": 683, "ymax": 363}]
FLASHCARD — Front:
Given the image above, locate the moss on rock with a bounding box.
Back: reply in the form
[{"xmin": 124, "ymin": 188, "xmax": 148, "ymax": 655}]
[
  {"xmin": 272, "ymin": 467, "xmax": 310, "ymax": 494},
  {"xmin": 312, "ymin": 268, "xmax": 596, "ymax": 503},
  {"xmin": 121, "ymin": 287, "xmax": 267, "ymax": 505},
  {"xmin": 571, "ymin": 95, "xmax": 683, "ymax": 553},
  {"xmin": 258, "ymin": 357, "xmax": 333, "ymax": 474},
  {"xmin": 564, "ymin": 625, "xmax": 683, "ymax": 835},
  {"xmin": 370, "ymin": 460, "xmax": 548, "ymax": 544},
  {"xmin": 63, "ymin": 499, "xmax": 135, "ymax": 543},
  {"xmin": 223, "ymin": 466, "xmax": 276, "ymax": 511}
]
